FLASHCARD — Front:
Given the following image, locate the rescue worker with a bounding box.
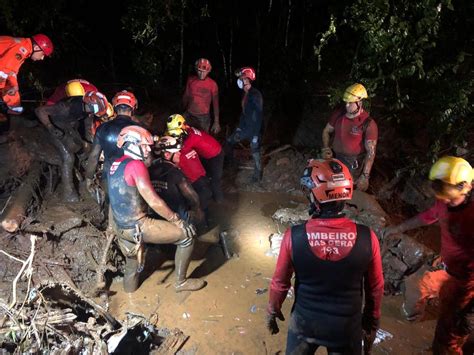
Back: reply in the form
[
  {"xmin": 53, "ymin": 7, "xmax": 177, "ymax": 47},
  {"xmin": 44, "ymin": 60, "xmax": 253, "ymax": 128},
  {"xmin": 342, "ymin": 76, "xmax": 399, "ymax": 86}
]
[
  {"xmin": 85, "ymin": 90, "xmax": 141, "ymax": 197},
  {"xmin": 109, "ymin": 126, "xmax": 205, "ymax": 293},
  {"xmin": 166, "ymin": 114, "xmax": 224, "ymax": 202},
  {"xmin": 35, "ymin": 91, "xmax": 110, "ymax": 202},
  {"xmin": 182, "ymin": 58, "xmax": 220, "ymax": 134},
  {"xmin": 321, "ymin": 83, "xmax": 377, "ymax": 192},
  {"xmin": 46, "ymin": 79, "xmax": 98, "ymax": 106},
  {"xmin": 225, "ymin": 67, "xmax": 264, "ymax": 183},
  {"xmin": 267, "ymin": 158, "xmax": 384, "ymax": 354},
  {"xmin": 383, "ymin": 156, "xmax": 474, "ymax": 354},
  {"xmin": 149, "ymin": 136, "xmax": 204, "ymax": 225},
  {"xmin": 0, "ymin": 34, "xmax": 53, "ymax": 114}
]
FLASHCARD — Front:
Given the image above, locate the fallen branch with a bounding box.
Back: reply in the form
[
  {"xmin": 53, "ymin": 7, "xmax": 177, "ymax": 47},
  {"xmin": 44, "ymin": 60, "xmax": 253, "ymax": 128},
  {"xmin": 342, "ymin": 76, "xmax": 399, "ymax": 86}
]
[
  {"xmin": 263, "ymin": 144, "xmax": 293, "ymax": 158},
  {"xmin": 94, "ymin": 229, "xmax": 117, "ymax": 294}
]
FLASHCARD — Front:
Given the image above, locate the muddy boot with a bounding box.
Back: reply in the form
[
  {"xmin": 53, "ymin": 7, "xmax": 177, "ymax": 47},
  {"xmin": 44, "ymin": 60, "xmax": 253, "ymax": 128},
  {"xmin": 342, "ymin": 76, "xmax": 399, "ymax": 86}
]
[
  {"xmin": 174, "ymin": 240, "xmax": 205, "ymax": 292},
  {"xmin": 175, "ymin": 278, "xmax": 206, "ymax": 292},
  {"xmin": 250, "ymin": 152, "xmax": 263, "ymax": 183},
  {"xmin": 123, "ymin": 258, "xmax": 141, "ymax": 293}
]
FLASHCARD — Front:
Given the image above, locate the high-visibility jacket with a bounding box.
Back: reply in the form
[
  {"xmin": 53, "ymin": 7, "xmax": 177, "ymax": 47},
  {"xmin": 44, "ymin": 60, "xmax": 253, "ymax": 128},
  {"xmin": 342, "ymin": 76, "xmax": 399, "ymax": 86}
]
[{"xmin": 0, "ymin": 36, "xmax": 33, "ymax": 107}]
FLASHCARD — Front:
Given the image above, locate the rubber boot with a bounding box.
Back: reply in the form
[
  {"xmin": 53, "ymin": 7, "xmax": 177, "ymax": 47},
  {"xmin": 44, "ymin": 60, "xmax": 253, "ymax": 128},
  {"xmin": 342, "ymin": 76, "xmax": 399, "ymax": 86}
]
[
  {"xmin": 250, "ymin": 152, "xmax": 263, "ymax": 183},
  {"xmin": 123, "ymin": 256, "xmax": 140, "ymax": 293},
  {"xmin": 174, "ymin": 240, "xmax": 205, "ymax": 292}
]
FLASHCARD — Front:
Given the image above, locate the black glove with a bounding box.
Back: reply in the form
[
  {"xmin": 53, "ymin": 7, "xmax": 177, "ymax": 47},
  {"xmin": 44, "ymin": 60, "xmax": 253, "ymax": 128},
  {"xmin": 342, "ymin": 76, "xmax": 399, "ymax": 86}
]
[
  {"xmin": 265, "ymin": 311, "xmax": 285, "ymax": 335},
  {"xmin": 362, "ymin": 315, "xmax": 380, "ymax": 355}
]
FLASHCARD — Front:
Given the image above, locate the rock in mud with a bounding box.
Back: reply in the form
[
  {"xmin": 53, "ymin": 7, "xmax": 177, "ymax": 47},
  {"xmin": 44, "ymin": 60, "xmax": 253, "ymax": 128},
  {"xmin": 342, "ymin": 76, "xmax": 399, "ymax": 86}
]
[{"xmin": 272, "ymin": 204, "xmax": 308, "ymax": 225}]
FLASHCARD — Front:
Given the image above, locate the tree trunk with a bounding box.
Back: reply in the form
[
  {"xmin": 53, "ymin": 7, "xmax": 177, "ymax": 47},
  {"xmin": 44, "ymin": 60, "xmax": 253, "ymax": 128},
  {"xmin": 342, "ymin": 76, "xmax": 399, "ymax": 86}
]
[
  {"xmin": 1, "ymin": 161, "xmax": 41, "ymax": 233},
  {"xmin": 215, "ymin": 23, "xmax": 228, "ymax": 85},
  {"xmin": 285, "ymin": 0, "xmax": 292, "ymax": 48},
  {"xmin": 179, "ymin": 0, "xmax": 186, "ymax": 88},
  {"xmin": 228, "ymin": 18, "xmax": 233, "ymax": 86}
]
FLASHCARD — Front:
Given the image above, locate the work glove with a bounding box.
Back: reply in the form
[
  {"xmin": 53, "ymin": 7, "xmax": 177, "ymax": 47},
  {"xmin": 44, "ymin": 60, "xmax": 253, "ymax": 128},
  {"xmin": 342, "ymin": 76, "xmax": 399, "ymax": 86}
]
[
  {"xmin": 362, "ymin": 315, "xmax": 379, "ymax": 355},
  {"xmin": 321, "ymin": 147, "xmax": 333, "ymax": 159},
  {"xmin": 211, "ymin": 121, "xmax": 221, "ymax": 134},
  {"xmin": 265, "ymin": 310, "xmax": 285, "ymax": 335},
  {"xmin": 356, "ymin": 174, "xmax": 370, "ymax": 192},
  {"xmin": 173, "ymin": 218, "xmax": 197, "ymax": 239}
]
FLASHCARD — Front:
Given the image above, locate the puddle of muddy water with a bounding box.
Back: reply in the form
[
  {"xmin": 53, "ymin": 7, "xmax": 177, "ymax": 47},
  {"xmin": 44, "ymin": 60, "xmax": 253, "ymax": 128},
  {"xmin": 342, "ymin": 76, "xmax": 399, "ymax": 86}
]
[{"xmin": 106, "ymin": 192, "xmax": 439, "ymax": 354}]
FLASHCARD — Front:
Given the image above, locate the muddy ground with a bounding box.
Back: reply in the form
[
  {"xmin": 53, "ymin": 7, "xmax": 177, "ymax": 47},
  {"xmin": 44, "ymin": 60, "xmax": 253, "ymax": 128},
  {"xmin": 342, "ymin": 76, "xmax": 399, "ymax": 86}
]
[{"xmin": 0, "ymin": 118, "xmax": 471, "ymax": 353}]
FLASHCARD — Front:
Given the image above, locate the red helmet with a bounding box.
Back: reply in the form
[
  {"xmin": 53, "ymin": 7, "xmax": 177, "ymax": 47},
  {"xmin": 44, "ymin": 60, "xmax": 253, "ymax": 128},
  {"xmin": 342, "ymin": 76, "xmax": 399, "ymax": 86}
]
[
  {"xmin": 83, "ymin": 91, "xmax": 109, "ymax": 117},
  {"xmin": 300, "ymin": 159, "xmax": 353, "ymax": 204},
  {"xmin": 195, "ymin": 58, "xmax": 212, "ymax": 72},
  {"xmin": 235, "ymin": 67, "xmax": 256, "ymax": 81},
  {"xmin": 31, "ymin": 34, "xmax": 54, "ymax": 56},
  {"xmin": 112, "ymin": 90, "xmax": 138, "ymax": 110}
]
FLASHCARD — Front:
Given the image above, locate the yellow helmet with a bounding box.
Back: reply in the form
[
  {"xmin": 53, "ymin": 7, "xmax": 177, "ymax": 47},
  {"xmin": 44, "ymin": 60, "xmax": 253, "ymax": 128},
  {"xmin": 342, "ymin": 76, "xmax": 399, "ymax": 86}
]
[
  {"xmin": 105, "ymin": 103, "xmax": 115, "ymax": 120},
  {"xmin": 166, "ymin": 114, "xmax": 186, "ymax": 137},
  {"xmin": 65, "ymin": 81, "xmax": 86, "ymax": 97},
  {"xmin": 343, "ymin": 83, "xmax": 368, "ymax": 103},
  {"xmin": 429, "ymin": 156, "xmax": 473, "ymax": 185}
]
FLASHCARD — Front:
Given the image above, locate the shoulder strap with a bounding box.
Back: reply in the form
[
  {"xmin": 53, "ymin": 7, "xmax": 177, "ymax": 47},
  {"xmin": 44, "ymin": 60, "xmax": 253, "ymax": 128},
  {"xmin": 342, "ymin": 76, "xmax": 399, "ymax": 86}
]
[{"xmin": 355, "ymin": 223, "xmax": 370, "ymax": 241}]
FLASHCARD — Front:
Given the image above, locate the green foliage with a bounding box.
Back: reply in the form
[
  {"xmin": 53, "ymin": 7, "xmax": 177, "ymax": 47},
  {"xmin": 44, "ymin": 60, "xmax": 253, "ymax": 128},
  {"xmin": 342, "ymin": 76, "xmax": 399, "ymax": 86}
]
[{"xmin": 341, "ymin": 0, "xmax": 473, "ymax": 158}]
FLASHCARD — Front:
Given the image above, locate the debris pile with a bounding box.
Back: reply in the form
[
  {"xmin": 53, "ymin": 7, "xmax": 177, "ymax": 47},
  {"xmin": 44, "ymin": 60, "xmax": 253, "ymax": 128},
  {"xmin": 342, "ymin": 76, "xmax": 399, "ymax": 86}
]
[{"xmin": 0, "ymin": 235, "xmax": 188, "ymax": 354}]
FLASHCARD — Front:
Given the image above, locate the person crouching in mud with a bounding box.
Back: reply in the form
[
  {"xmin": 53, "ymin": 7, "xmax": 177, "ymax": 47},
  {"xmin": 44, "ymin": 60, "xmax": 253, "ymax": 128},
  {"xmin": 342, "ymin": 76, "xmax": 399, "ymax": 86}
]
[{"xmin": 108, "ymin": 125, "xmax": 206, "ymax": 293}]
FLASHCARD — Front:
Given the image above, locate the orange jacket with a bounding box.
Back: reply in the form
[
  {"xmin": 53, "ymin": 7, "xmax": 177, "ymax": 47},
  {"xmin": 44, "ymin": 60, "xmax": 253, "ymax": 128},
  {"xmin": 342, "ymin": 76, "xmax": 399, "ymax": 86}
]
[{"xmin": 0, "ymin": 36, "xmax": 33, "ymax": 107}]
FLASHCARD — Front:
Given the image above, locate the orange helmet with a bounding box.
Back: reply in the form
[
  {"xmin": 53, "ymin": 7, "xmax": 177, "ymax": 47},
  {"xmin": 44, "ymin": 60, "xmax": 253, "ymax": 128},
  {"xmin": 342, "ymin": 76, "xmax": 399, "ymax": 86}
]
[
  {"xmin": 195, "ymin": 58, "xmax": 212, "ymax": 72},
  {"xmin": 300, "ymin": 159, "xmax": 353, "ymax": 204},
  {"xmin": 117, "ymin": 126, "xmax": 153, "ymax": 148},
  {"xmin": 83, "ymin": 91, "xmax": 109, "ymax": 117},
  {"xmin": 112, "ymin": 90, "xmax": 138, "ymax": 110},
  {"xmin": 235, "ymin": 67, "xmax": 256, "ymax": 81}
]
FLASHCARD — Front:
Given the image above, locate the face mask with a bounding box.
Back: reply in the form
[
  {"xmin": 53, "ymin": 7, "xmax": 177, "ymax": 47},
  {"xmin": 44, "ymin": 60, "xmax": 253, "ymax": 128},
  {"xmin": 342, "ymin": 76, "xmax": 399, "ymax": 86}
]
[{"xmin": 237, "ymin": 78, "xmax": 244, "ymax": 90}]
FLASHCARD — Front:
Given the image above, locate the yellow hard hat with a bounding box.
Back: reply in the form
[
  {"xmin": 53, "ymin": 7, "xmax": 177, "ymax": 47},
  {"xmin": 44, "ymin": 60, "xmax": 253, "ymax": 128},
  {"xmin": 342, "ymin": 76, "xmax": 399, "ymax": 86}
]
[
  {"xmin": 429, "ymin": 156, "xmax": 473, "ymax": 185},
  {"xmin": 65, "ymin": 81, "xmax": 86, "ymax": 97},
  {"xmin": 105, "ymin": 103, "xmax": 114, "ymax": 119},
  {"xmin": 166, "ymin": 114, "xmax": 186, "ymax": 132},
  {"xmin": 343, "ymin": 83, "xmax": 368, "ymax": 103}
]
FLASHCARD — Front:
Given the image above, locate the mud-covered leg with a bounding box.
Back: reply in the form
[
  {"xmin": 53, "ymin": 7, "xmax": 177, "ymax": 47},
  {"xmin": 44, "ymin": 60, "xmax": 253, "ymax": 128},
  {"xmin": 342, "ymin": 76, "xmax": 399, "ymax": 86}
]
[{"xmin": 174, "ymin": 238, "xmax": 206, "ymax": 292}]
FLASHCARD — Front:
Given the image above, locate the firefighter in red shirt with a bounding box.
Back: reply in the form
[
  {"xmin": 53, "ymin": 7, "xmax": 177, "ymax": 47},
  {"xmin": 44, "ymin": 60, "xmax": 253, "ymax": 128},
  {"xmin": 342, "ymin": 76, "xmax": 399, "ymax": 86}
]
[
  {"xmin": 267, "ymin": 158, "xmax": 384, "ymax": 354},
  {"xmin": 321, "ymin": 83, "xmax": 377, "ymax": 191},
  {"xmin": 182, "ymin": 58, "xmax": 220, "ymax": 134},
  {"xmin": 45, "ymin": 79, "xmax": 98, "ymax": 106},
  {"xmin": 383, "ymin": 156, "xmax": 474, "ymax": 355},
  {"xmin": 0, "ymin": 34, "xmax": 53, "ymax": 114},
  {"xmin": 166, "ymin": 114, "xmax": 224, "ymax": 202}
]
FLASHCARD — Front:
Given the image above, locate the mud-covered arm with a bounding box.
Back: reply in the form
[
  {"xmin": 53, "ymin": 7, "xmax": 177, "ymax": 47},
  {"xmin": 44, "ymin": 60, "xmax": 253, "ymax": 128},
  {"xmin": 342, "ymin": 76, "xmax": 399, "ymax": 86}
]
[
  {"xmin": 85, "ymin": 142, "xmax": 102, "ymax": 179},
  {"xmin": 322, "ymin": 123, "xmax": 335, "ymax": 148},
  {"xmin": 35, "ymin": 104, "xmax": 58, "ymax": 129}
]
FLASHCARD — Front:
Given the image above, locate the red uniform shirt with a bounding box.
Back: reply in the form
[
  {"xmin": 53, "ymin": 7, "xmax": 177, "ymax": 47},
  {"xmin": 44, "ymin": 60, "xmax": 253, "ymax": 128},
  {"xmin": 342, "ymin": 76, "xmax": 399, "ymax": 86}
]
[
  {"xmin": 46, "ymin": 79, "xmax": 98, "ymax": 106},
  {"xmin": 183, "ymin": 75, "xmax": 219, "ymax": 116},
  {"xmin": 417, "ymin": 196, "xmax": 474, "ymax": 279},
  {"xmin": 178, "ymin": 149, "xmax": 206, "ymax": 183},
  {"xmin": 182, "ymin": 126, "xmax": 222, "ymax": 159},
  {"xmin": 268, "ymin": 217, "xmax": 384, "ymax": 319},
  {"xmin": 0, "ymin": 36, "xmax": 33, "ymax": 107},
  {"xmin": 329, "ymin": 107, "xmax": 378, "ymax": 156}
]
